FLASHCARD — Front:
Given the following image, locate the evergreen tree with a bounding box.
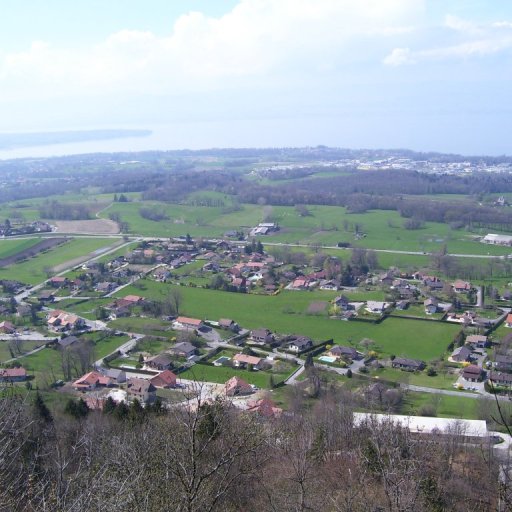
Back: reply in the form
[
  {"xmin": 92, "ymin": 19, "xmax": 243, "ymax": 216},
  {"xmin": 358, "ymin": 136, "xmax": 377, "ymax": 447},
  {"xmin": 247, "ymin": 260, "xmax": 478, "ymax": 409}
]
[
  {"xmin": 103, "ymin": 396, "xmax": 117, "ymax": 414},
  {"xmin": 33, "ymin": 392, "xmax": 53, "ymax": 424}
]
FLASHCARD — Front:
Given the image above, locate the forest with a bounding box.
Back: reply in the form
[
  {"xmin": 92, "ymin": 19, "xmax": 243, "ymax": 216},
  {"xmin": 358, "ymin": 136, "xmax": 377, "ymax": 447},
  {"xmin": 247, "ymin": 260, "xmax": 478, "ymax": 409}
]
[{"xmin": 0, "ymin": 386, "xmax": 506, "ymax": 512}]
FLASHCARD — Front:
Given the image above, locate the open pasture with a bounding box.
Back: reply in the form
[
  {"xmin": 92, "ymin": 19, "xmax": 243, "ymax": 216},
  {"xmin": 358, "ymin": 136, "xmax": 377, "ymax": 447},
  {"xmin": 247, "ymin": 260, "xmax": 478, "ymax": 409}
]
[
  {"xmin": 0, "ymin": 237, "xmax": 119, "ymax": 284},
  {"xmin": 114, "ymin": 281, "xmax": 460, "ymax": 361}
]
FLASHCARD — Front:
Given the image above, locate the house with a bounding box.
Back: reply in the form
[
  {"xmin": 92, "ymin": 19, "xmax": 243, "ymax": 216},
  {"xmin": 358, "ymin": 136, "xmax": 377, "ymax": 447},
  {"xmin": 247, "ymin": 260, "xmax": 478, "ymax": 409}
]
[
  {"xmin": 462, "ymin": 365, "xmax": 485, "ymax": 382},
  {"xmin": 0, "ymin": 321, "xmax": 16, "ymax": 334},
  {"xmin": 73, "ymin": 371, "xmax": 112, "ymax": 391},
  {"xmin": 145, "ymin": 354, "xmax": 173, "ymax": 371},
  {"xmin": 319, "ymin": 280, "xmax": 340, "ymax": 291},
  {"xmin": 219, "ymin": 318, "xmax": 240, "ymax": 333},
  {"xmin": 329, "ymin": 345, "xmax": 359, "ymax": 360},
  {"xmin": 506, "ymin": 314, "xmax": 512, "ymax": 328},
  {"xmin": 16, "ymin": 304, "xmax": 32, "ymax": 317},
  {"xmin": 246, "ymin": 398, "xmax": 282, "ymax": 418},
  {"xmin": 391, "ymin": 357, "xmax": 425, "ymax": 372},
  {"xmin": 495, "ymin": 354, "xmax": 512, "ymax": 372},
  {"xmin": 452, "ymin": 280, "xmax": 472, "ymax": 293},
  {"xmin": 47, "ymin": 311, "xmax": 84, "ymax": 331},
  {"xmin": 251, "ymin": 328, "xmax": 274, "ymax": 345},
  {"xmin": 451, "ymin": 346, "xmax": 472, "ymax": 363},
  {"xmin": 126, "ymin": 378, "xmax": 156, "ymax": 403},
  {"xmin": 231, "ymin": 277, "xmax": 247, "ymax": 290},
  {"xmin": 123, "ymin": 295, "xmax": 144, "ymax": 305},
  {"xmin": 424, "ymin": 297, "xmax": 438, "ymax": 315},
  {"xmin": 150, "ymin": 370, "xmax": 177, "ymax": 389},
  {"xmin": 465, "ymin": 334, "xmax": 488, "ymax": 349},
  {"xmin": 153, "ymin": 268, "xmax": 171, "ymax": 282},
  {"xmin": 489, "ymin": 371, "xmax": 512, "ymax": 386},
  {"xmin": 108, "ymin": 305, "xmax": 131, "ymax": 319},
  {"xmin": 482, "ymin": 234, "xmax": 512, "ymax": 246},
  {"xmin": 224, "ymin": 376, "xmax": 254, "ymax": 397},
  {"xmin": 95, "ymin": 281, "xmax": 115, "ymax": 293},
  {"xmin": 171, "ymin": 341, "xmax": 197, "ymax": 359},
  {"xmin": 424, "ymin": 279, "xmax": 444, "ymax": 292},
  {"xmin": 103, "ymin": 368, "xmax": 126, "ymax": 384},
  {"xmin": 174, "ymin": 316, "xmax": 203, "ymax": 331},
  {"xmin": 38, "ymin": 290, "xmax": 56, "ymax": 303},
  {"xmin": 395, "ymin": 300, "xmax": 409, "ymax": 311},
  {"xmin": 379, "ymin": 272, "xmax": 394, "ymax": 286},
  {"xmin": 287, "ymin": 336, "xmax": 313, "ymax": 353},
  {"xmin": 58, "ymin": 335, "xmax": 80, "ymax": 348},
  {"xmin": 0, "ymin": 367, "xmax": 27, "ymax": 382},
  {"xmin": 334, "ymin": 295, "xmax": 352, "ymax": 311},
  {"xmin": 290, "ymin": 277, "xmax": 313, "ymax": 290},
  {"xmin": 233, "ymin": 353, "xmax": 263, "ymax": 369},
  {"xmin": 49, "ymin": 276, "xmax": 68, "ymax": 288}
]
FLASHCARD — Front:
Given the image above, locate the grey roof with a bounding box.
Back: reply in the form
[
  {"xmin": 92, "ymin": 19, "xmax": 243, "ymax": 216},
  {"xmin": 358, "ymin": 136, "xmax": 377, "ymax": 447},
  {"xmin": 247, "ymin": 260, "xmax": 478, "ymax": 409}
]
[
  {"xmin": 393, "ymin": 357, "xmax": 425, "ymax": 368},
  {"xmin": 172, "ymin": 342, "xmax": 196, "ymax": 354},
  {"xmin": 58, "ymin": 335, "xmax": 80, "ymax": 348}
]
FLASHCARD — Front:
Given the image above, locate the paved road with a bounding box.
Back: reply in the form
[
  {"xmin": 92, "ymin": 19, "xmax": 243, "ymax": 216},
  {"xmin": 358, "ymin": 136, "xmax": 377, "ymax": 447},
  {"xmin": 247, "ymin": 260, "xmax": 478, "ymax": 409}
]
[{"xmin": 261, "ymin": 242, "xmax": 509, "ymax": 260}]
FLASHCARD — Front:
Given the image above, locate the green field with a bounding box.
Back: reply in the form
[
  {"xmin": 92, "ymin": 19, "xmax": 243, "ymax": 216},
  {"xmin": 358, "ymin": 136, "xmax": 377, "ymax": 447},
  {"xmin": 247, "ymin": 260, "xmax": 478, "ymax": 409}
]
[
  {"xmin": 371, "ymin": 367, "xmax": 460, "ymax": 390},
  {"xmin": 97, "ymin": 201, "xmax": 509, "ymax": 257},
  {"xmin": 180, "ymin": 363, "xmax": 292, "ymax": 388},
  {"xmin": 0, "ymin": 237, "xmax": 119, "ymax": 284},
  {"xmin": 108, "ymin": 317, "xmax": 174, "ymax": 337},
  {"xmin": 113, "ymin": 281, "xmax": 461, "ymax": 361},
  {"xmin": 0, "ymin": 238, "xmax": 42, "ymax": 260},
  {"xmin": 400, "ymin": 391, "xmax": 484, "ymax": 419},
  {"xmin": 0, "ymin": 339, "xmax": 46, "ymax": 363},
  {"xmin": 22, "ymin": 333, "xmax": 130, "ymax": 386}
]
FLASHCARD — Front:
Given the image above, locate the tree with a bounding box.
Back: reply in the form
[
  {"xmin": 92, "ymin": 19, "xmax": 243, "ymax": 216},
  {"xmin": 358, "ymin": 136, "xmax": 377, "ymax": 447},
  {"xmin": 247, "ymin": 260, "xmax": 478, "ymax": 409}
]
[
  {"xmin": 103, "ymin": 396, "xmax": 117, "ymax": 414},
  {"xmin": 167, "ymin": 287, "xmax": 183, "ymax": 316},
  {"xmin": 33, "ymin": 392, "xmax": 53, "ymax": 424}
]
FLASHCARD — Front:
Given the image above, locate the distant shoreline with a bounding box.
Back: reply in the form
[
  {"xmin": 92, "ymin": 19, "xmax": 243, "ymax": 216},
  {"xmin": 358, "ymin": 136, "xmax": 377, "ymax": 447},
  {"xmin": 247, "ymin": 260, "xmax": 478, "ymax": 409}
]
[{"xmin": 0, "ymin": 129, "xmax": 152, "ymax": 150}]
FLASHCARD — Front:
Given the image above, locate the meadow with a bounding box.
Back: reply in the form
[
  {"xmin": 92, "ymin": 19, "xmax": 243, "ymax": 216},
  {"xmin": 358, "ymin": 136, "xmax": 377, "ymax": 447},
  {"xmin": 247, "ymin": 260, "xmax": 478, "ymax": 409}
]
[
  {"xmin": 0, "ymin": 238, "xmax": 43, "ymax": 260},
  {"xmin": 0, "ymin": 237, "xmax": 120, "ymax": 284},
  {"xmin": 113, "ymin": 281, "xmax": 461, "ymax": 361},
  {"xmin": 96, "ymin": 199, "xmax": 510, "ymax": 257}
]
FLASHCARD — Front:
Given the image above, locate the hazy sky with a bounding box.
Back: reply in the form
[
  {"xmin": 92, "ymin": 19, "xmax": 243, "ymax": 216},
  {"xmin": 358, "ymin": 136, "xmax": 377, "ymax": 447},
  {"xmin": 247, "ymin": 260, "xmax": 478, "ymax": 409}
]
[{"xmin": 1, "ymin": 0, "xmax": 512, "ymax": 154}]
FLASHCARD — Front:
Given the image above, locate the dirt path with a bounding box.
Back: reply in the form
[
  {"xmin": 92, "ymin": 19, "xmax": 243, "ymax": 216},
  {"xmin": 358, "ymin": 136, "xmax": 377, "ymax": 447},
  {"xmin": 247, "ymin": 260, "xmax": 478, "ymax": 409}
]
[{"xmin": 52, "ymin": 219, "xmax": 119, "ymax": 235}]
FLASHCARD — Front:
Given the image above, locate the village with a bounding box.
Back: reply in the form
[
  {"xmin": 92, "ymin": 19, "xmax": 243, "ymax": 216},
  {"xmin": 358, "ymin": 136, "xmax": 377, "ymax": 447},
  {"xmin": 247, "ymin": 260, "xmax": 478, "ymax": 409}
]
[{"xmin": 2, "ymin": 226, "xmax": 512, "ymax": 421}]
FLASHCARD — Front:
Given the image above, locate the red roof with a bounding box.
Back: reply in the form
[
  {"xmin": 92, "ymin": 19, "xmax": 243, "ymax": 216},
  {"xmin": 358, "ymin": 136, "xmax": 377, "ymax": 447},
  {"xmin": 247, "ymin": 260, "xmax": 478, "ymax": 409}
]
[
  {"xmin": 0, "ymin": 367, "xmax": 26, "ymax": 378},
  {"xmin": 123, "ymin": 295, "xmax": 143, "ymax": 303},
  {"xmin": 73, "ymin": 371, "xmax": 111, "ymax": 388},
  {"xmin": 150, "ymin": 370, "xmax": 177, "ymax": 388},
  {"xmin": 225, "ymin": 376, "xmax": 253, "ymax": 396},
  {"xmin": 233, "ymin": 353, "xmax": 262, "ymax": 366},
  {"xmin": 247, "ymin": 398, "xmax": 282, "ymax": 417},
  {"xmin": 176, "ymin": 316, "xmax": 202, "ymax": 326}
]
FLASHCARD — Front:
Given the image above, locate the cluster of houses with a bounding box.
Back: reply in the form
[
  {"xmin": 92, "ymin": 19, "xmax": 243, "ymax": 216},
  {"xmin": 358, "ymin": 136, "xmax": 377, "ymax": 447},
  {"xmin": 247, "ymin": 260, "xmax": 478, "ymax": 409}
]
[{"xmin": 0, "ymin": 220, "xmax": 51, "ymax": 237}]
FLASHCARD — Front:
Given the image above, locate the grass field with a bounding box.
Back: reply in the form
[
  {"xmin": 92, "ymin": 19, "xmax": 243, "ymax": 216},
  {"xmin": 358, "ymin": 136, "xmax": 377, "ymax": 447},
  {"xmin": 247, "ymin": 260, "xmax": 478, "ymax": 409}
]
[
  {"xmin": 400, "ymin": 391, "xmax": 484, "ymax": 419},
  {"xmin": 0, "ymin": 237, "xmax": 119, "ymax": 284},
  {"xmin": 0, "ymin": 339, "xmax": 46, "ymax": 363},
  {"xmin": 97, "ymin": 200, "xmax": 509, "ymax": 257},
  {"xmin": 108, "ymin": 317, "xmax": 174, "ymax": 337},
  {"xmin": 23, "ymin": 333, "xmax": 131, "ymax": 386},
  {"xmin": 114, "ymin": 281, "xmax": 461, "ymax": 361},
  {"xmin": 371, "ymin": 367, "xmax": 460, "ymax": 390},
  {"xmin": 0, "ymin": 238, "xmax": 42, "ymax": 260},
  {"xmin": 180, "ymin": 363, "xmax": 292, "ymax": 388}
]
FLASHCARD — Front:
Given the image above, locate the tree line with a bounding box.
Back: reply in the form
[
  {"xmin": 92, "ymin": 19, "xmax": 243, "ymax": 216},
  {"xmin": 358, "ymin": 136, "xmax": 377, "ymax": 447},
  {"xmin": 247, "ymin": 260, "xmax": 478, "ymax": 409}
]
[{"xmin": 0, "ymin": 384, "xmax": 505, "ymax": 512}]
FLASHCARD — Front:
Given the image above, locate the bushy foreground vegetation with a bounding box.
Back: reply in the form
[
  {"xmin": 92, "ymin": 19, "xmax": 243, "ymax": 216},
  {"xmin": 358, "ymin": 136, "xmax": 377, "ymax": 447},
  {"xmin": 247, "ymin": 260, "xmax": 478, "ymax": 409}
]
[{"xmin": 0, "ymin": 387, "xmax": 505, "ymax": 512}]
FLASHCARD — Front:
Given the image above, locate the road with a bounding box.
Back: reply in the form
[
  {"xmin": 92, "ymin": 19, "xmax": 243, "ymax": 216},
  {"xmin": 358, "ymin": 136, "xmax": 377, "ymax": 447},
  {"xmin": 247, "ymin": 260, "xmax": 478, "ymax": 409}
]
[{"xmin": 14, "ymin": 238, "xmax": 136, "ymax": 302}]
